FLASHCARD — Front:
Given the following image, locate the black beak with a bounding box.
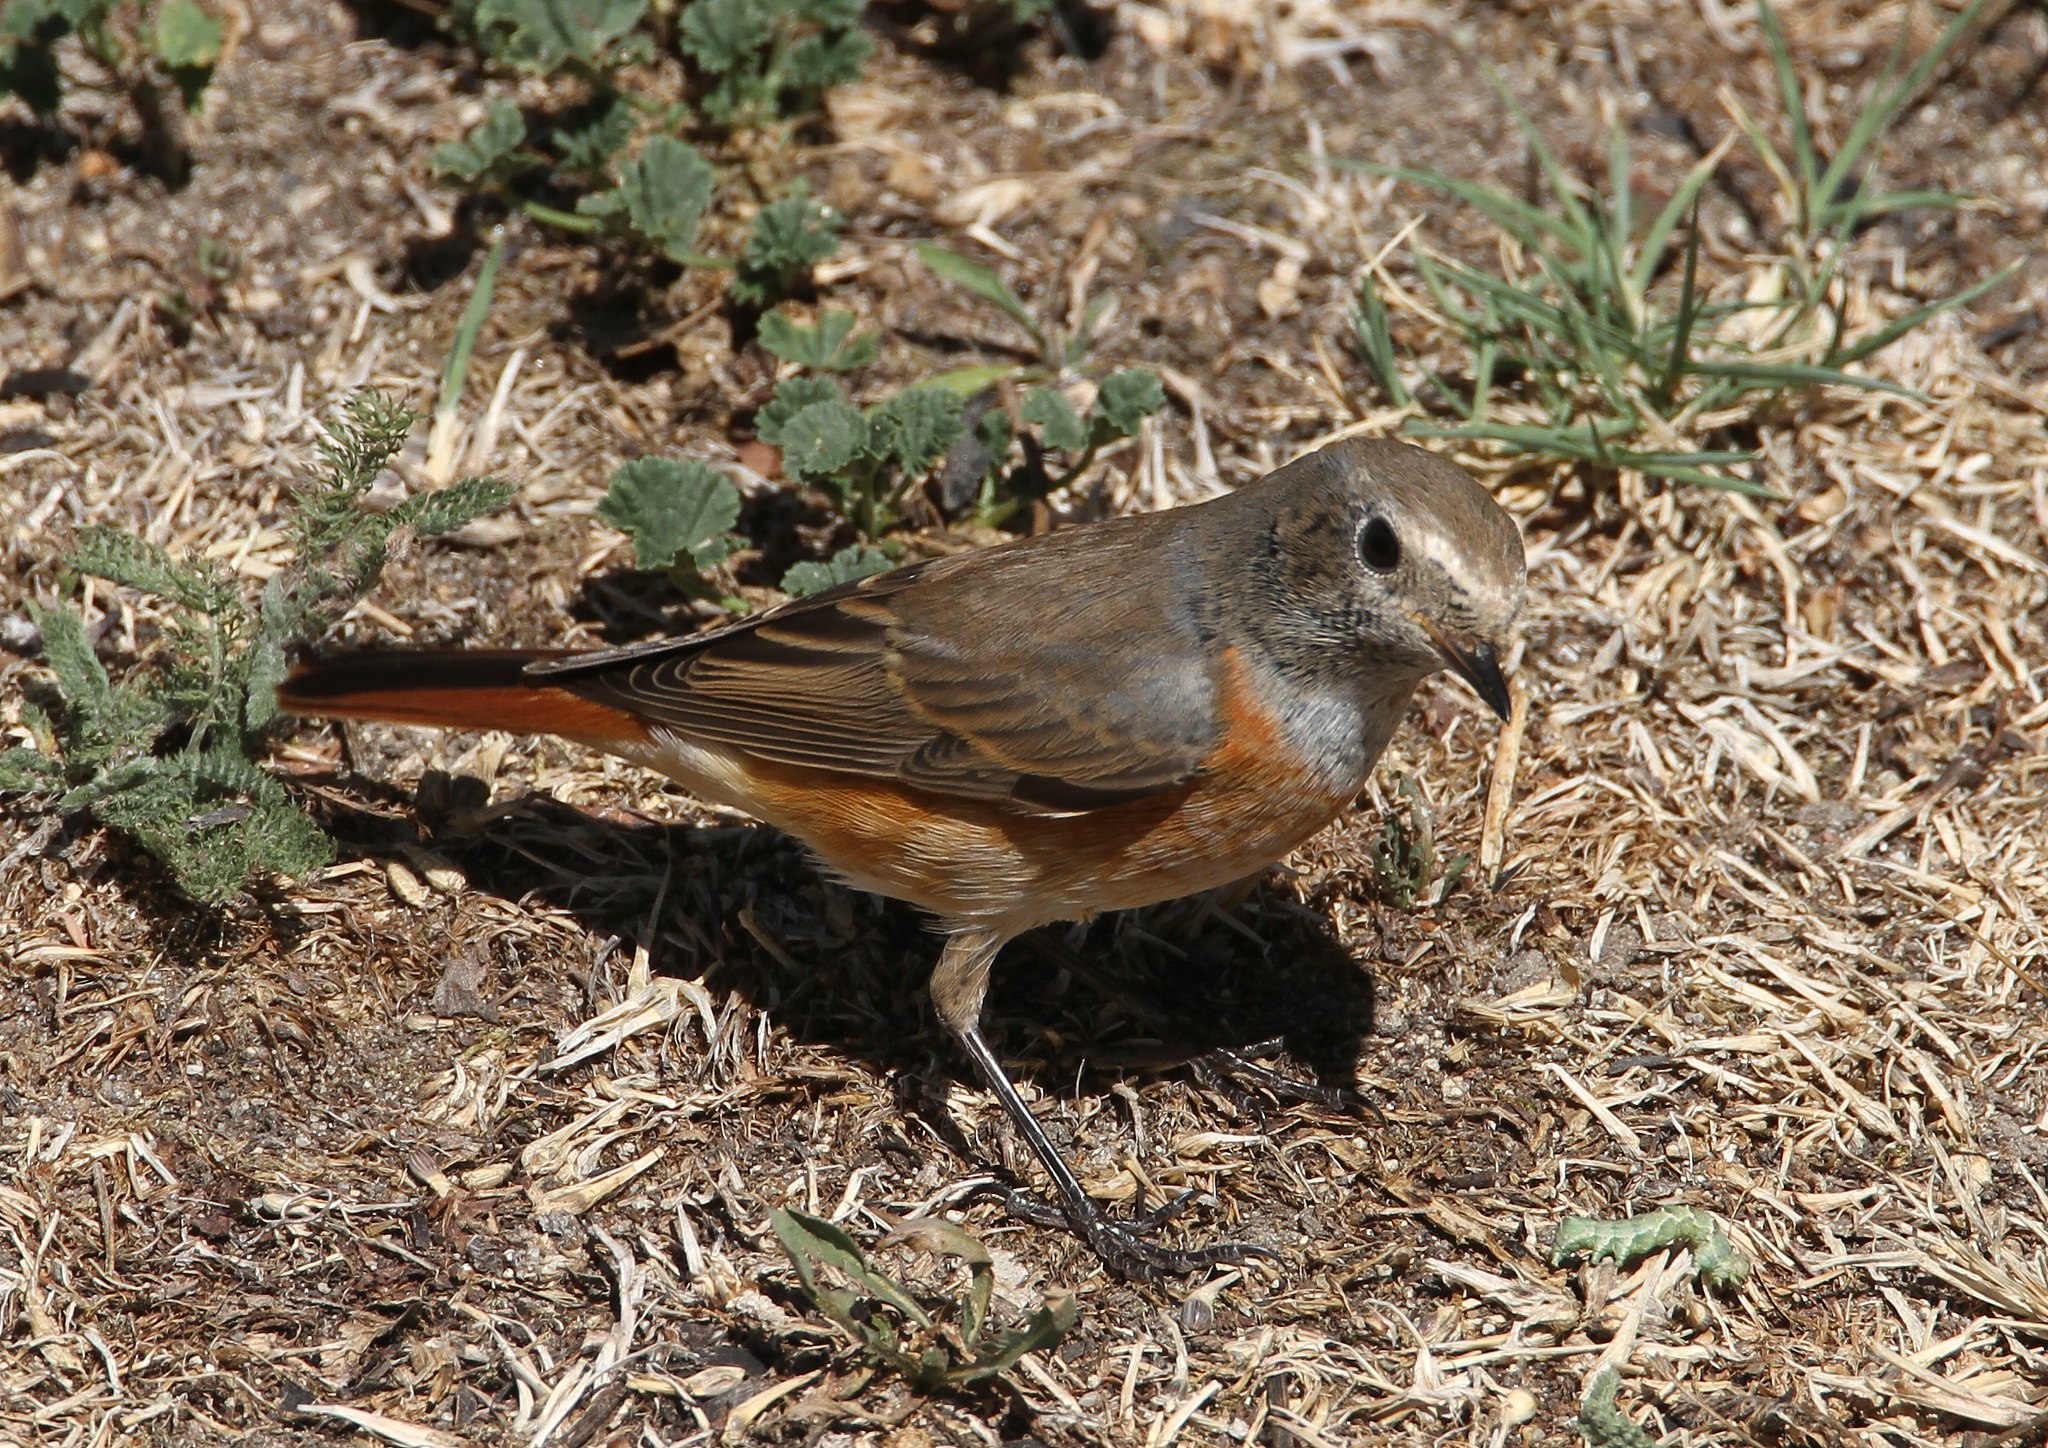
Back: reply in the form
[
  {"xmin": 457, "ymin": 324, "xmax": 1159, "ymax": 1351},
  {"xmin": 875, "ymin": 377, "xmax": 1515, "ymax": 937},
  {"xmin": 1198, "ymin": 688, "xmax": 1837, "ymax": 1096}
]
[
  {"xmin": 1450, "ymin": 640, "xmax": 1513, "ymax": 720},
  {"xmin": 1416, "ymin": 617, "xmax": 1512, "ymax": 720}
]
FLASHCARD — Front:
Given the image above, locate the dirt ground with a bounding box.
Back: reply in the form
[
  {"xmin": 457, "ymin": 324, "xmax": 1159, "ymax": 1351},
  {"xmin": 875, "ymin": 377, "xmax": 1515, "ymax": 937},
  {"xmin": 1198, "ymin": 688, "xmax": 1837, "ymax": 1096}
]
[{"xmin": 5, "ymin": 1, "xmax": 2048, "ymax": 1444}]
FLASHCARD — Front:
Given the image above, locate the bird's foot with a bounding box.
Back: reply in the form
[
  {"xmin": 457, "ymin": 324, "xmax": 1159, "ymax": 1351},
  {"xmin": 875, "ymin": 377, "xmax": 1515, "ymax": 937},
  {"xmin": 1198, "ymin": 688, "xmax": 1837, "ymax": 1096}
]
[{"xmin": 993, "ymin": 1184, "xmax": 1275, "ymax": 1280}]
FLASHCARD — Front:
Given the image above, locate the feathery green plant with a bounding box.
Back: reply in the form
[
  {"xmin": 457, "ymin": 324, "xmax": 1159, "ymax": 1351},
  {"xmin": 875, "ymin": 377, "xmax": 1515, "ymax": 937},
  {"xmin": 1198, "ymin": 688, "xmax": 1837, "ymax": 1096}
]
[{"xmin": 0, "ymin": 395, "xmax": 510, "ymax": 904}]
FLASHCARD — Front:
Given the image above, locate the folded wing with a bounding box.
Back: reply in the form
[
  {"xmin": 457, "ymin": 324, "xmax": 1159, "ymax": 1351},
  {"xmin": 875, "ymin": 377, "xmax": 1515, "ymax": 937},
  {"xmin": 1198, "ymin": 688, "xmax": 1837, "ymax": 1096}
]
[{"xmin": 534, "ymin": 532, "xmax": 1218, "ymax": 814}]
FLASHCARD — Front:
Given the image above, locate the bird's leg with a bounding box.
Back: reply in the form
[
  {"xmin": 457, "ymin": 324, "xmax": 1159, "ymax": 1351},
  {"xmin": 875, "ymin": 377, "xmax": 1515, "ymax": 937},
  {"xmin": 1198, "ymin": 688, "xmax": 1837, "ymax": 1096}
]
[{"xmin": 932, "ymin": 928, "xmax": 1272, "ymax": 1279}]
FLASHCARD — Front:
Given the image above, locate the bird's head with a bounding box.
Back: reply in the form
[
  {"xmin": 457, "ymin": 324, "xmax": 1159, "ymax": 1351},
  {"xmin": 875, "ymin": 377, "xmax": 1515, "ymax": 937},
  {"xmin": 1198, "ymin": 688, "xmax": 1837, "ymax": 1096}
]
[{"xmin": 1246, "ymin": 437, "xmax": 1527, "ymax": 718}]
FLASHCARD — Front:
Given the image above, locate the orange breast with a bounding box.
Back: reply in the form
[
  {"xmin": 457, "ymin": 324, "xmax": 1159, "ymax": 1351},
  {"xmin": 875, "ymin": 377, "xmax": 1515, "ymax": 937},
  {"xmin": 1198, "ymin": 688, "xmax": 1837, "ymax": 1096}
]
[{"xmin": 707, "ymin": 647, "xmax": 1360, "ymax": 931}]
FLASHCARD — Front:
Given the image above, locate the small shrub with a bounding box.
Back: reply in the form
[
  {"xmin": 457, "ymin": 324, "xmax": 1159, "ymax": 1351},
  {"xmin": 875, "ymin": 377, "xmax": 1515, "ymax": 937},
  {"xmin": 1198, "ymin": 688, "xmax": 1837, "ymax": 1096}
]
[{"xmin": 0, "ymin": 395, "xmax": 511, "ymax": 904}]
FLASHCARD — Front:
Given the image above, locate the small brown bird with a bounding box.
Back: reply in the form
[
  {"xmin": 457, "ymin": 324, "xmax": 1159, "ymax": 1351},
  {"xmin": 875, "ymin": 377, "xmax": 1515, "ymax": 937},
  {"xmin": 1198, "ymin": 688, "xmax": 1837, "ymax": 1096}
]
[{"xmin": 278, "ymin": 437, "xmax": 1526, "ymax": 1275}]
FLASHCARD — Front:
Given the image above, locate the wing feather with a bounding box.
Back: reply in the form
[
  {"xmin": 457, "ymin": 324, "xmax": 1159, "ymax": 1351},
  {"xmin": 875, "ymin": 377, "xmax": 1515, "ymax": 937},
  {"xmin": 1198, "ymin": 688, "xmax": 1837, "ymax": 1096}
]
[{"xmin": 531, "ymin": 529, "xmax": 1220, "ymax": 812}]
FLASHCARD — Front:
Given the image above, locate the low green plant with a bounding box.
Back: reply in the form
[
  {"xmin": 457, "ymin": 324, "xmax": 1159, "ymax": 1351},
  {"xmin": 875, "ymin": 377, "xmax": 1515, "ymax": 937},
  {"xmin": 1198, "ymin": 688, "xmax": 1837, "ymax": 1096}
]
[
  {"xmin": 758, "ymin": 306, "xmax": 878, "ymax": 372},
  {"xmin": 0, "ymin": 0, "xmax": 222, "ymax": 178},
  {"xmin": 430, "ymin": 0, "xmax": 863, "ymax": 303},
  {"xmin": 754, "ymin": 373, "xmax": 967, "ymax": 539},
  {"xmin": 678, "ymin": 0, "xmax": 871, "ymax": 128},
  {"xmin": 595, "ymin": 451, "xmax": 895, "ymax": 605},
  {"xmin": 732, "ymin": 360, "xmax": 1162, "ymax": 539},
  {"xmin": 781, "ymin": 542, "xmax": 892, "ymax": 597},
  {"xmin": 1742, "ymin": 0, "xmax": 1991, "ymax": 250},
  {"xmin": 1344, "ymin": 0, "xmax": 2008, "ymax": 494},
  {"xmin": 770, "ymin": 1207, "xmax": 1077, "ymax": 1393},
  {"xmin": 0, "ymin": 395, "xmax": 511, "ymax": 904},
  {"xmin": 1370, "ymin": 774, "xmax": 1468, "ymax": 910},
  {"xmin": 1552, "ymin": 1205, "xmax": 1750, "ymax": 1291},
  {"xmin": 0, "ymin": 0, "xmax": 221, "ymax": 114},
  {"xmin": 596, "ymin": 454, "xmax": 748, "ymax": 604},
  {"xmin": 731, "ymin": 187, "xmax": 843, "ymax": 306},
  {"xmin": 909, "ymin": 244, "xmax": 1167, "ymax": 522}
]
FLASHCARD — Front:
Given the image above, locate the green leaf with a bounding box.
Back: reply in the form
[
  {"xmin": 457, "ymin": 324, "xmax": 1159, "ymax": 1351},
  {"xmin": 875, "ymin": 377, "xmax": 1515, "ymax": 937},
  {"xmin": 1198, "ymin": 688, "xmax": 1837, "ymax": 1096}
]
[
  {"xmin": 554, "ymin": 94, "xmax": 636, "ymax": 177},
  {"xmin": 781, "ymin": 543, "xmax": 893, "ymax": 597},
  {"xmin": 391, "ymin": 476, "xmax": 517, "ymax": 536},
  {"xmin": 470, "ymin": 0, "xmax": 648, "ymax": 73},
  {"xmin": 579, "ymin": 134, "xmax": 718, "ymax": 264},
  {"xmin": 733, "ymin": 191, "xmax": 843, "ymax": 306},
  {"xmin": 937, "ymin": 1295, "xmax": 1078, "ymax": 1388},
  {"xmin": 755, "ymin": 374, "xmax": 845, "ymax": 445},
  {"xmin": 869, "ymin": 386, "xmax": 964, "ymax": 477},
  {"xmin": 757, "ymin": 307, "xmax": 878, "ymax": 372},
  {"xmin": 925, "ymin": 363, "xmax": 1019, "ymax": 395},
  {"xmin": 914, "ymin": 243, "xmax": 1044, "ymax": 350},
  {"xmin": 2, "ymin": 0, "xmax": 96, "ymax": 44},
  {"xmin": 782, "ymin": 0, "xmax": 864, "ymax": 24},
  {"xmin": 783, "ymin": 28, "xmax": 871, "ymax": 96},
  {"xmin": 776, "ymin": 400, "xmax": 868, "ymax": 486},
  {"xmin": 769, "ymin": 1208, "xmax": 934, "ymax": 1329},
  {"xmin": 0, "ymin": 0, "xmax": 67, "ymax": 112},
  {"xmin": 1810, "ymin": 0, "xmax": 1994, "ymax": 235},
  {"xmin": 0, "ymin": 746, "xmax": 62, "ymax": 791},
  {"xmin": 1019, "ymin": 387, "xmax": 1084, "ymax": 452},
  {"xmin": 1352, "ymin": 270, "xmax": 1411, "ymax": 407},
  {"xmin": 1824, "ymin": 260, "xmax": 2018, "ymax": 368},
  {"xmin": 31, "ymin": 603, "xmax": 114, "ymax": 728},
  {"xmin": 434, "ymin": 230, "xmax": 505, "ymax": 437},
  {"xmin": 90, "ymin": 744, "xmax": 332, "ymax": 904},
  {"xmin": 596, "ymin": 456, "xmax": 742, "ymax": 571},
  {"xmin": 1088, "ymin": 368, "xmax": 1164, "ymax": 443},
  {"xmin": 432, "ymin": 98, "xmax": 531, "ymax": 186},
  {"xmin": 29, "ymin": 598, "xmax": 169, "ymax": 772},
  {"xmin": 242, "ymin": 631, "xmax": 287, "ymax": 732},
  {"xmin": 70, "ymin": 526, "xmax": 240, "ymax": 615},
  {"xmin": 678, "ymin": 0, "xmax": 768, "ymax": 74},
  {"xmin": 150, "ymin": 0, "xmax": 220, "ymax": 68}
]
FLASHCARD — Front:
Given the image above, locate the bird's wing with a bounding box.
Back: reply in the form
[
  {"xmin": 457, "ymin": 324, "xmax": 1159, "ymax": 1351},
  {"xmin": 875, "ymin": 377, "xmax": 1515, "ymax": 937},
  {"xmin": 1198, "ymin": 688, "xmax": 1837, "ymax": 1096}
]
[{"xmin": 531, "ymin": 534, "xmax": 1219, "ymax": 813}]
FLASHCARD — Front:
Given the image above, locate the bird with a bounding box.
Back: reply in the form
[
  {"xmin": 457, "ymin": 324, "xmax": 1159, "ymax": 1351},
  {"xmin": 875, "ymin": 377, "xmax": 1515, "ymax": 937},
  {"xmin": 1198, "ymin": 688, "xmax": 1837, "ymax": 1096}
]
[{"xmin": 277, "ymin": 436, "xmax": 1527, "ymax": 1276}]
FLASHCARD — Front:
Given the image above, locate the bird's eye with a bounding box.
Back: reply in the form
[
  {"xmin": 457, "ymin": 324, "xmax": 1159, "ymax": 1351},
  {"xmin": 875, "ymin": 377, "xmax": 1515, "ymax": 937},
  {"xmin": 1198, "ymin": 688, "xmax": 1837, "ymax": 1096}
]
[{"xmin": 1357, "ymin": 516, "xmax": 1401, "ymax": 572}]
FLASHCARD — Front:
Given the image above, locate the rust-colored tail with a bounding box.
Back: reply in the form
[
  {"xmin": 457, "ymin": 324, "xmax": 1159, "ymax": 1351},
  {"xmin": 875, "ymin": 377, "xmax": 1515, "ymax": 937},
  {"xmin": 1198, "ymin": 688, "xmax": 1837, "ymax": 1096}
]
[{"xmin": 276, "ymin": 650, "xmax": 650, "ymax": 743}]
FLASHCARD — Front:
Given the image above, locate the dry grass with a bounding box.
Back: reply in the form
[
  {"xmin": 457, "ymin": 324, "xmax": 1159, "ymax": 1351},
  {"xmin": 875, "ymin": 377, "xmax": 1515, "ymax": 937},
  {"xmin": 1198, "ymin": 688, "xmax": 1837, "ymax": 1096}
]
[{"xmin": 5, "ymin": 1, "xmax": 2048, "ymax": 1444}]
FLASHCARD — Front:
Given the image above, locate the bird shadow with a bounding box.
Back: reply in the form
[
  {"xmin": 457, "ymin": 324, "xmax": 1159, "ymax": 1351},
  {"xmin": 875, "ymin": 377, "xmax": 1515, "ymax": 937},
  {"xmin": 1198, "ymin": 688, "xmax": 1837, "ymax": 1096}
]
[{"xmin": 305, "ymin": 768, "xmax": 1379, "ymax": 1118}]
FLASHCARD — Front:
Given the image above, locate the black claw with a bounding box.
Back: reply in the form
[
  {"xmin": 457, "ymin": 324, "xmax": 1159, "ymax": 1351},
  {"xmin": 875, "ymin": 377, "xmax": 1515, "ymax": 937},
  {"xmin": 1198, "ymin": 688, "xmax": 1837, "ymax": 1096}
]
[{"xmin": 994, "ymin": 1184, "xmax": 1274, "ymax": 1280}]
